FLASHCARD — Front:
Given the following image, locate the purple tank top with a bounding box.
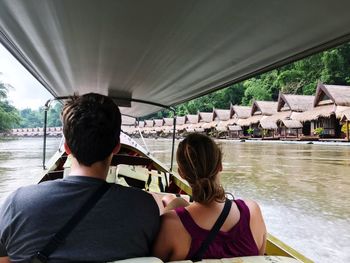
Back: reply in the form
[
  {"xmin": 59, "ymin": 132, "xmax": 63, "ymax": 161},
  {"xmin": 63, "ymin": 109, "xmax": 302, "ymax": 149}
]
[{"xmin": 175, "ymin": 199, "xmax": 259, "ymax": 260}]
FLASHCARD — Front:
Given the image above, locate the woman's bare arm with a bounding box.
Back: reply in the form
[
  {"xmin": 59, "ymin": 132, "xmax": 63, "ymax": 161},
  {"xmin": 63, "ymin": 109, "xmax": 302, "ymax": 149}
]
[{"xmin": 244, "ymin": 199, "xmax": 267, "ymax": 255}]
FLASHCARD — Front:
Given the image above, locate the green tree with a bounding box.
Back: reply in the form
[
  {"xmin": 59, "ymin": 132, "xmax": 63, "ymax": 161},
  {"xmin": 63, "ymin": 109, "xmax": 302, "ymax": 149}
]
[
  {"xmin": 47, "ymin": 102, "xmax": 63, "ymax": 127},
  {"xmin": 0, "ymin": 79, "xmax": 20, "ymax": 132},
  {"xmin": 241, "ymin": 78, "xmax": 272, "ymax": 105}
]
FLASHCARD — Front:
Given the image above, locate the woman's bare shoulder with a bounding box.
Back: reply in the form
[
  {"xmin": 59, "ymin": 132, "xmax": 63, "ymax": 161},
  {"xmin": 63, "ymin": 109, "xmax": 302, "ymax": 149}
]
[{"xmin": 241, "ymin": 199, "xmax": 262, "ymax": 214}]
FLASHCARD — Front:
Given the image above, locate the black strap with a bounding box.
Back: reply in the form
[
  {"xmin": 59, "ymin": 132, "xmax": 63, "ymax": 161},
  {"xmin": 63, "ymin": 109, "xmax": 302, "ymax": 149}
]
[
  {"xmin": 191, "ymin": 198, "xmax": 232, "ymax": 262},
  {"xmin": 31, "ymin": 182, "xmax": 111, "ymax": 263}
]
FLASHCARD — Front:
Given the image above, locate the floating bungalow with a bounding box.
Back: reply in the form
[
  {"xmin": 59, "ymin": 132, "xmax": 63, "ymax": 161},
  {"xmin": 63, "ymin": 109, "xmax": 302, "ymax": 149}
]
[
  {"xmin": 143, "ymin": 119, "xmax": 156, "ymax": 137},
  {"xmin": 239, "ymin": 101, "xmax": 277, "ymax": 138},
  {"xmin": 162, "ymin": 117, "xmax": 174, "ymax": 137},
  {"xmin": 184, "ymin": 114, "xmax": 199, "ymax": 133},
  {"xmin": 229, "ymin": 105, "xmax": 251, "ymax": 138},
  {"xmin": 174, "ymin": 116, "xmax": 186, "ymax": 134},
  {"xmin": 121, "ymin": 116, "xmax": 137, "ymax": 136},
  {"xmin": 212, "ymin": 108, "xmax": 231, "ymax": 138},
  {"xmin": 294, "ymin": 83, "xmax": 350, "ymax": 139},
  {"xmin": 153, "ymin": 119, "xmax": 164, "ymax": 136},
  {"xmin": 259, "ymin": 94, "xmax": 314, "ymax": 138},
  {"xmin": 196, "ymin": 112, "xmax": 213, "ymax": 133}
]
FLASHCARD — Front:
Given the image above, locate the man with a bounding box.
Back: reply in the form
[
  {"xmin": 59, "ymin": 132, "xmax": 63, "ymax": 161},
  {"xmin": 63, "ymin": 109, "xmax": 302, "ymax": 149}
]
[{"xmin": 0, "ymin": 93, "xmax": 160, "ymax": 262}]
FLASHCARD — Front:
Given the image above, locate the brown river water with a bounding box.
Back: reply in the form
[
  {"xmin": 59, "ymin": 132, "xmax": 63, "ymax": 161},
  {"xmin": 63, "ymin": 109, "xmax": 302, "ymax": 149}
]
[{"xmin": 0, "ymin": 137, "xmax": 349, "ymax": 262}]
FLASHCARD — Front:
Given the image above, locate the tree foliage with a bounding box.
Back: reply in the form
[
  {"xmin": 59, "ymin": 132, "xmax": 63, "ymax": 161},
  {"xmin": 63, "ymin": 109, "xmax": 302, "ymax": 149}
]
[
  {"xmin": 0, "ymin": 79, "xmax": 20, "ymax": 132},
  {"xmin": 16, "ymin": 102, "xmax": 63, "ymax": 128}
]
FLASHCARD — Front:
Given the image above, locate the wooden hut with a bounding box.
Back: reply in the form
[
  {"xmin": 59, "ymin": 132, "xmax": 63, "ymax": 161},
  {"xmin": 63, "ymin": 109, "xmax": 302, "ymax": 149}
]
[
  {"xmin": 143, "ymin": 119, "xmax": 156, "ymax": 137},
  {"xmin": 184, "ymin": 114, "xmax": 199, "ymax": 133},
  {"xmin": 121, "ymin": 116, "xmax": 136, "ymax": 136},
  {"xmin": 153, "ymin": 119, "xmax": 164, "ymax": 136},
  {"xmin": 294, "ymin": 83, "xmax": 350, "ymax": 139},
  {"xmin": 212, "ymin": 108, "xmax": 231, "ymax": 137},
  {"xmin": 229, "ymin": 105, "xmax": 251, "ymax": 138},
  {"xmin": 175, "ymin": 116, "xmax": 186, "ymax": 134},
  {"xmin": 196, "ymin": 112, "xmax": 213, "ymax": 133},
  {"xmin": 162, "ymin": 117, "xmax": 174, "ymax": 137},
  {"xmin": 239, "ymin": 101, "xmax": 277, "ymax": 138},
  {"xmin": 260, "ymin": 94, "xmax": 314, "ymax": 138}
]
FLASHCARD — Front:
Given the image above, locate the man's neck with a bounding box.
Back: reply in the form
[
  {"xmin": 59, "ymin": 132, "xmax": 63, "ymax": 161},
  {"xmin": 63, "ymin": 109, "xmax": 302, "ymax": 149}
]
[{"xmin": 68, "ymin": 157, "xmax": 110, "ymax": 181}]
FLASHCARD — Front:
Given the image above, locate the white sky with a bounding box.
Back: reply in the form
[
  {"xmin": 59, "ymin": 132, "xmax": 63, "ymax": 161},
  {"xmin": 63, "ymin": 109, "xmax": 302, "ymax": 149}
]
[{"xmin": 0, "ymin": 43, "xmax": 53, "ymax": 110}]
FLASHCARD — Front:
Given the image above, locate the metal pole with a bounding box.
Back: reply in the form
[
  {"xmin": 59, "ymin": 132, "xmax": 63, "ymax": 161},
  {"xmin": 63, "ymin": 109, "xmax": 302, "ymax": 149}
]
[
  {"xmin": 42, "ymin": 99, "xmax": 51, "ymax": 169},
  {"xmin": 170, "ymin": 109, "xmax": 177, "ymax": 172}
]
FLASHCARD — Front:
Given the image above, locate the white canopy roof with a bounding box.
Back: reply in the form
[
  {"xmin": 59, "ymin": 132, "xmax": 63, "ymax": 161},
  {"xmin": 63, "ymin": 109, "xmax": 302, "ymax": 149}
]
[{"xmin": 1, "ymin": 0, "xmax": 350, "ymax": 117}]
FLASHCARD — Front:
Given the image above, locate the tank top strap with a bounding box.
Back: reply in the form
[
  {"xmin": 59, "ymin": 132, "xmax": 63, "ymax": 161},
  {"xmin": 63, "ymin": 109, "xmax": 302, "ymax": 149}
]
[
  {"xmin": 233, "ymin": 199, "xmax": 251, "ymax": 227},
  {"xmin": 175, "ymin": 207, "xmax": 203, "ymax": 236}
]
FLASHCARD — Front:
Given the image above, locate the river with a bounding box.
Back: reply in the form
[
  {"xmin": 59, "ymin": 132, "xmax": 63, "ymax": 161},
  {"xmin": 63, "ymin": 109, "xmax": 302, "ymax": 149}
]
[{"xmin": 0, "ymin": 137, "xmax": 349, "ymax": 262}]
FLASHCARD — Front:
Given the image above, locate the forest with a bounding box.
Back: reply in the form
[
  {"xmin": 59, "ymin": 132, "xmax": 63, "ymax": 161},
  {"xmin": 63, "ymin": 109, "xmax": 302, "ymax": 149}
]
[{"xmin": 1, "ymin": 42, "xmax": 350, "ymax": 131}]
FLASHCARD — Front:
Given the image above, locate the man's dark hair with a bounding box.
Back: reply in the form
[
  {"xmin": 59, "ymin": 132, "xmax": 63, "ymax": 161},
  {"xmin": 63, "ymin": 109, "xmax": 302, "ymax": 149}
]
[{"xmin": 62, "ymin": 93, "xmax": 121, "ymax": 166}]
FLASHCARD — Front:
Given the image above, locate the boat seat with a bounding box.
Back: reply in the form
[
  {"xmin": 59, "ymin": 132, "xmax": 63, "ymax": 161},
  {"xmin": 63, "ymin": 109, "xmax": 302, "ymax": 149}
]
[{"xmin": 108, "ymin": 256, "xmax": 300, "ymax": 263}]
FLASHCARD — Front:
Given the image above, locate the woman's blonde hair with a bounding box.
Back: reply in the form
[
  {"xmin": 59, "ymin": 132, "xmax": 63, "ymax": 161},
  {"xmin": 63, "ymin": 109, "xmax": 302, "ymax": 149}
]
[{"xmin": 176, "ymin": 133, "xmax": 225, "ymax": 204}]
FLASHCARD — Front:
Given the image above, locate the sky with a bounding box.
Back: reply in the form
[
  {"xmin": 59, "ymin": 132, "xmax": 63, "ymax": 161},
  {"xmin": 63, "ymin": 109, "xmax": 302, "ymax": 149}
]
[{"xmin": 0, "ymin": 43, "xmax": 53, "ymax": 110}]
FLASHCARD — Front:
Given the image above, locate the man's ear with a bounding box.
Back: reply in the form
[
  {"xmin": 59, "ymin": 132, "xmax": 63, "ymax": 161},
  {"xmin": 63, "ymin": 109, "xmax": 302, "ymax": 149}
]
[
  {"xmin": 112, "ymin": 143, "xmax": 121, "ymax": 154},
  {"xmin": 64, "ymin": 143, "xmax": 71, "ymax": 155}
]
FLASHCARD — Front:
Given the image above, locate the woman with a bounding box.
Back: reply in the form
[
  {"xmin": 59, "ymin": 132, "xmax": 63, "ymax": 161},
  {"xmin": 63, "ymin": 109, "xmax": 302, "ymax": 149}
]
[{"xmin": 153, "ymin": 133, "xmax": 266, "ymax": 261}]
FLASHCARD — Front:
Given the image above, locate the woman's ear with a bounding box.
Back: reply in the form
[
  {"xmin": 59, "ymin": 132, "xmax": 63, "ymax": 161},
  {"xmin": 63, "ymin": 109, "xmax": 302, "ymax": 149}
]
[{"xmin": 64, "ymin": 143, "xmax": 71, "ymax": 155}]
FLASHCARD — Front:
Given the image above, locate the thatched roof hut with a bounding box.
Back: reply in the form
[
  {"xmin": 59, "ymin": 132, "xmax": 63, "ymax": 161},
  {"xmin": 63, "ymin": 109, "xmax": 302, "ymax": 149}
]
[
  {"xmin": 184, "ymin": 114, "xmax": 199, "ymax": 132},
  {"xmin": 213, "ymin": 109, "xmax": 230, "ymax": 121},
  {"xmin": 153, "ymin": 119, "xmax": 164, "ymax": 127},
  {"xmin": 279, "ymin": 119, "xmax": 303, "ymax": 129},
  {"xmin": 185, "ymin": 114, "xmax": 199, "ymax": 124},
  {"xmin": 145, "ymin": 120, "xmax": 154, "ymax": 127},
  {"xmin": 175, "ymin": 116, "xmax": 187, "ymax": 131},
  {"xmin": 138, "ymin": 121, "xmax": 145, "ymax": 128},
  {"xmin": 122, "ymin": 116, "xmax": 136, "ymax": 126},
  {"xmin": 294, "ymin": 83, "xmax": 350, "ymax": 122},
  {"xmin": 260, "ymin": 94, "xmax": 314, "ymax": 129},
  {"xmin": 314, "ymin": 83, "xmax": 350, "ymax": 107},
  {"xmin": 251, "ymin": 101, "xmax": 278, "ymax": 116},
  {"xmin": 195, "ymin": 112, "xmax": 213, "ymax": 131},
  {"xmin": 176, "ymin": 116, "xmax": 186, "ymax": 125},
  {"xmin": 231, "ymin": 105, "xmax": 251, "ymax": 119},
  {"xmin": 153, "ymin": 119, "xmax": 164, "ymax": 132},
  {"xmin": 199, "ymin": 112, "xmax": 213, "ymax": 123},
  {"xmin": 201, "ymin": 109, "xmax": 228, "ymax": 129},
  {"xmin": 277, "ymin": 94, "xmax": 314, "ymax": 112},
  {"xmin": 161, "ymin": 118, "xmax": 174, "ymax": 133},
  {"xmin": 142, "ymin": 119, "xmax": 155, "ymax": 134},
  {"xmin": 239, "ymin": 101, "xmax": 277, "ymax": 127},
  {"xmin": 163, "ymin": 118, "xmax": 174, "ymax": 126},
  {"xmin": 225, "ymin": 105, "xmax": 252, "ymax": 130},
  {"xmin": 121, "ymin": 125, "xmax": 136, "ymax": 134}
]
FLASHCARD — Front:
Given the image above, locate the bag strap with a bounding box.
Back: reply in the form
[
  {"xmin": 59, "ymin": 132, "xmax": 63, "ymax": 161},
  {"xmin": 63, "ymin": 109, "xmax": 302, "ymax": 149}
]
[
  {"xmin": 31, "ymin": 182, "xmax": 111, "ymax": 263},
  {"xmin": 191, "ymin": 198, "xmax": 232, "ymax": 262}
]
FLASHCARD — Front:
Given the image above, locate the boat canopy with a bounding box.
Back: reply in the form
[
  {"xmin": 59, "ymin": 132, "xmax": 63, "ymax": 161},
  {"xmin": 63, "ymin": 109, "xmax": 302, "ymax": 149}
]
[{"xmin": 1, "ymin": 0, "xmax": 350, "ymax": 117}]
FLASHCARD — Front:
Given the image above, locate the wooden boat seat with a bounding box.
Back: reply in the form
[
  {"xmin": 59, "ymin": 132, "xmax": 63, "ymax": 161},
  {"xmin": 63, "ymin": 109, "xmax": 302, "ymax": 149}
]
[{"xmin": 109, "ymin": 256, "xmax": 300, "ymax": 263}]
